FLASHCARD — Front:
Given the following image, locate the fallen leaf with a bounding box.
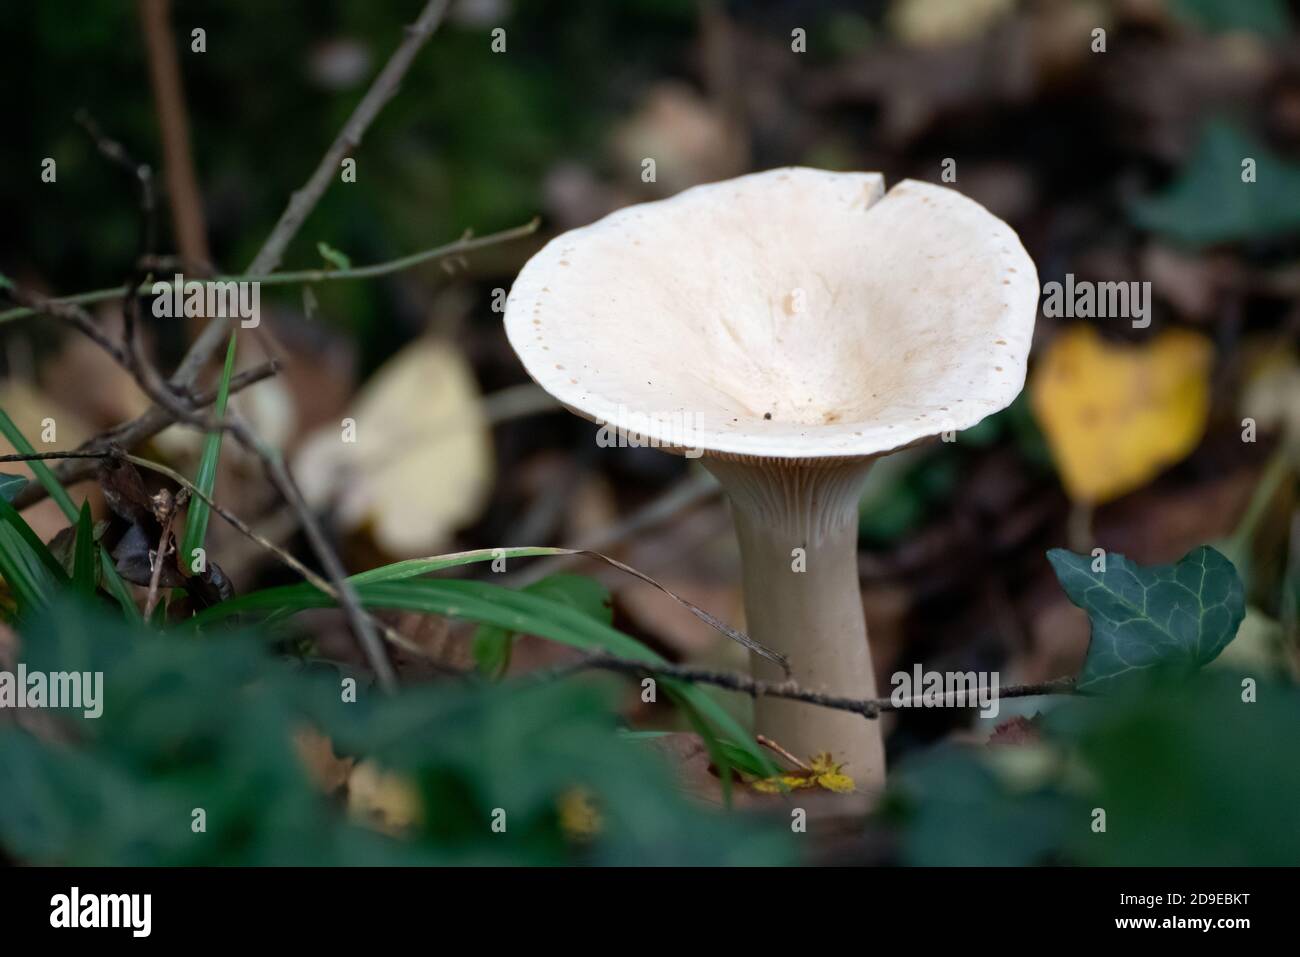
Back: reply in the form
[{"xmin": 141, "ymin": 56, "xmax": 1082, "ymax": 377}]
[
  {"xmin": 293, "ymin": 727, "xmax": 355, "ymax": 795},
  {"xmin": 888, "ymin": 0, "xmax": 1016, "ymax": 48},
  {"xmin": 1241, "ymin": 353, "xmax": 1300, "ymax": 442},
  {"xmin": 557, "ymin": 787, "xmax": 602, "ymax": 841},
  {"xmin": 610, "ymin": 82, "xmax": 748, "ymax": 196},
  {"xmin": 752, "ymin": 752, "xmax": 856, "ymax": 794},
  {"xmin": 293, "ymin": 339, "xmax": 492, "ymax": 557},
  {"xmin": 347, "ymin": 760, "xmax": 422, "ymax": 835},
  {"xmin": 1030, "ymin": 326, "xmax": 1213, "ymax": 503}
]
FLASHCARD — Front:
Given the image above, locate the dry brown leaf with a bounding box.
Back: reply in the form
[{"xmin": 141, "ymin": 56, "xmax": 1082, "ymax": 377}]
[
  {"xmin": 293, "ymin": 727, "xmax": 355, "ymax": 795},
  {"xmin": 610, "ymin": 82, "xmax": 748, "ymax": 195}
]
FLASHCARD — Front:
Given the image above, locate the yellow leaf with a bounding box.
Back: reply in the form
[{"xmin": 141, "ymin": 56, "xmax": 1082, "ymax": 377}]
[
  {"xmin": 752, "ymin": 753, "xmax": 856, "ymax": 794},
  {"xmin": 1030, "ymin": 326, "xmax": 1213, "ymax": 504},
  {"xmin": 815, "ymin": 772, "xmax": 856, "ymax": 794},
  {"xmin": 293, "ymin": 339, "xmax": 492, "ymax": 557},
  {"xmin": 769, "ymin": 772, "xmax": 818, "ymax": 792},
  {"xmin": 347, "ymin": 760, "xmax": 422, "ymax": 835},
  {"xmin": 557, "ymin": 787, "xmax": 602, "ymax": 841}
]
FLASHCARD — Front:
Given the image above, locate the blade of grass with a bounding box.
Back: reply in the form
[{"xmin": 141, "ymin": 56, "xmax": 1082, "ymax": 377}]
[
  {"xmin": 0, "ymin": 524, "xmax": 54, "ymax": 613},
  {"xmin": 180, "ymin": 332, "xmax": 236, "ymax": 564},
  {"xmin": 0, "ymin": 407, "xmax": 139, "ymax": 621},
  {"xmin": 0, "ymin": 496, "xmax": 68, "ymax": 614},
  {"xmin": 0, "ymin": 495, "xmax": 70, "ymax": 585},
  {"xmin": 72, "ymin": 502, "xmax": 94, "ymax": 596}
]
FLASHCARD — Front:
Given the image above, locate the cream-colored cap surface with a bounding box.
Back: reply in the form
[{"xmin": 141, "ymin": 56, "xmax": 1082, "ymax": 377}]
[{"xmin": 505, "ymin": 167, "xmax": 1038, "ymax": 460}]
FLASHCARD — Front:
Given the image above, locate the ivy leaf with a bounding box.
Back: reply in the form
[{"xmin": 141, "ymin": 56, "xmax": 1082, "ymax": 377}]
[
  {"xmin": 1132, "ymin": 121, "xmax": 1300, "ymax": 247},
  {"xmin": 1047, "ymin": 545, "xmax": 1246, "ymax": 692}
]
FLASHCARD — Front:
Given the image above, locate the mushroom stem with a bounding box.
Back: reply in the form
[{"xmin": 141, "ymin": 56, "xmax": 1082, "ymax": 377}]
[{"xmin": 705, "ymin": 456, "xmax": 885, "ymax": 791}]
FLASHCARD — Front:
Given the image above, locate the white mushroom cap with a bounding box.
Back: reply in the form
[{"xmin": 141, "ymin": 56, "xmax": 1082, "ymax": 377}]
[{"xmin": 505, "ymin": 167, "xmax": 1039, "ymax": 460}]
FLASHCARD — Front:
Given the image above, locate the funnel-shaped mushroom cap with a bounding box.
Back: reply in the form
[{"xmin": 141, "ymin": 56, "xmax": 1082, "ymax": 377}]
[{"xmin": 506, "ymin": 168, "xmax": 1038, "ymax": 459}]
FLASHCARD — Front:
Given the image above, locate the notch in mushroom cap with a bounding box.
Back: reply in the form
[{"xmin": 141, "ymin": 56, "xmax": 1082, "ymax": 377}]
[{"xmin": 505, "ymin": 168, "xmax": 1039, "ymax": 790}]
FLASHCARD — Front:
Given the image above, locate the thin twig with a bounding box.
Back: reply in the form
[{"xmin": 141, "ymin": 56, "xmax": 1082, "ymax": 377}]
[
  {"xmin": 0, "ymin": 218, "xmax": 540, "ymax": 326},
  {"xmin": 558, "ymin": 655, "xmax": 1078, "ymax": 720},
  {"xmin": 757, "ymin": 735, "xmax": 812, "ymax": 771},
  {"xmin": 143, "ymin": 489, "xmax": 182, "ymax": 621}
]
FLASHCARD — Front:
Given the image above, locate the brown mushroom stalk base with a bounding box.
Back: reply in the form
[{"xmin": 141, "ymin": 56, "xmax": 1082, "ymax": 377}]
[{"xmin": 705, "ymin": 456, "xmax": 885, "ymax": 792}]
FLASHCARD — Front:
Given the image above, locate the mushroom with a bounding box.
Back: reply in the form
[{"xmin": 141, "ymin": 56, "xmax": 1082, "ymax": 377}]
[{"xmin": 504, "ymin": 167, "xmax": 1038, "ymax": 790}]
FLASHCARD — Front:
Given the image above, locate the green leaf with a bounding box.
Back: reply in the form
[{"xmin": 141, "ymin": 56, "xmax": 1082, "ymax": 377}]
[
  {"xmin": 316, "ymin": 241, "xmax": 352, "ymax": 271},
  {"xmin": 473, "ymin": 574, "xmax": 614, "ymax": 679},
  {"xmin": 1047, "ymin": 545, "xmax": 1246, "ymax": 691},
  {"xmin": 71, "ymin": 502, "xmax": 95, "ymax": 597},
  {"xmin": 0, "ymin": 473, "xmax": 28, "ymax": 503},
  {"xmin": 180, "ymin": 332, "xmax": 236, "ymax": 564},
  {"xmin": 1132, "ymin": 121, "xmax": 1300, "ymax": 246},
  {"xmin": 527, "ymin": 573, "xmax": 614, "ymax": 624},
  {"xmin": 471, "ymin": 623, "xmax": 513, "ymax": 678}
]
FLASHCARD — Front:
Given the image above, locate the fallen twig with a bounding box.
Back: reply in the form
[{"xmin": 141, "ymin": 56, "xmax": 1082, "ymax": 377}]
[
  {"xmin": 143, "ymin": 488, "xmax": 183, "ymax": 621},
  {"xmin": 558, "ymin": 655, "xmax": 1078, "ymax": 720}
]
